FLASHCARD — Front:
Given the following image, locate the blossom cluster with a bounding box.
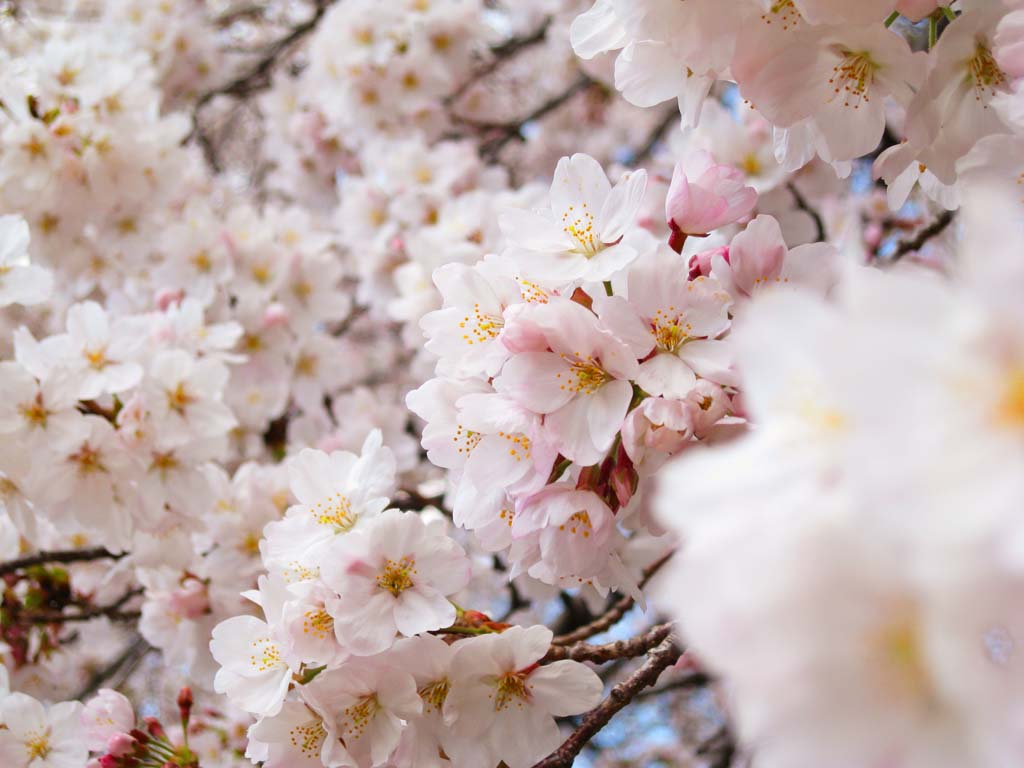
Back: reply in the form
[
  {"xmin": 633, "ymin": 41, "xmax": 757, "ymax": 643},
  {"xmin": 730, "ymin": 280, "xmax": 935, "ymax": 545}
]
[
  {"xmin": 3, "ymin": 0, "xmax": 1024, "ymax": 767},
  {"xmin": 573, "ymin": 0, "xmax": 1024, "ymax": 210},
  {"xmin": 408, "ymin": 148, "xmax": 837, "ymax": 595},
  {"xmin": 207, "ymin": 434, "xmax": 603, "ymax": 768}
]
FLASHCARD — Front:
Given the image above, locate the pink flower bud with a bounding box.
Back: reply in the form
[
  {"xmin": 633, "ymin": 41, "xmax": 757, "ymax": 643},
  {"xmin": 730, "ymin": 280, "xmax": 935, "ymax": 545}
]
[
  {"xmin": 665, "ymin": 151, "xmax": 757, "ymax": 237},
  {"xmin": 106, "ymin": 732, "xmax": 137, "ymax": 758},
  {"xmin": 688, "ymin": 246, "xmax": 726, "ymax": 280}
]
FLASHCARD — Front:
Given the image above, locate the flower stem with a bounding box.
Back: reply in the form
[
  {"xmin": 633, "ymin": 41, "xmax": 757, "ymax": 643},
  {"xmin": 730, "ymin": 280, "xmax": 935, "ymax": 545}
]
[{"xmin": 884, "ymin": 11, "xmax": 899, "ymax": 27}]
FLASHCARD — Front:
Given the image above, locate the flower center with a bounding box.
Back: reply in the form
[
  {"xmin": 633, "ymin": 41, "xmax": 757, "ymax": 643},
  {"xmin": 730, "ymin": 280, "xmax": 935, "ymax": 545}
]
[
  {"xmin": 492, "ymin": 671, "xmax": 530, "ymax": 711},
  {"xmin": 248, "ymin": 637, "xmax": 282, "ymax": 672},
  {"xmin": 302, "ymin": 609, "xmax": 334, "ymax": 640},
  {"xmin": 418, "ymin": 678, "xmax": 451, "ymax": 713},
  {"xmin": 561, "ymin": 203, "xmax": 601, "ymax": 256},
  {"xmin": 18, "ymin": 396, "xmax": 49, "ymax": 426},
  {"xmin": 341, "ymin": 694, "xmax": 380, "ymax": 739},
  {"xmin": 85, "ymin": 347, "xmax": 108, "ymax": 369},
  {"xmin": 70, "ymin": 443, "xmax": 106, "ymax": 474},
  {"xmin": 761, "ymin": 0, "xmax": 802, "ymax": 30},
  {"xmin": 459, "ymin": 302, "xmax": 504, "ymax": 346},
  {"xmin": 558, "ymin": 510, "xmax": 592, "ymax": 538},
  {"xmin": 289, "ymin": 719, "xmax": 326, "ymax": 759},
  {"xmin": 166, "ymin": 382, "xmax": 194, "ymax": 415},
  {"xmin": 376, "ymin": 556, "xmax": 416, "ymax": 596},
  {"xmin": 312, "ymin": 492, "xmax": 357, "ymax": 533},
  {"xmin": 968, "ymin": 42, "xmax": 1007, "ymax": 101},
  {"xmin": 454, "ymin": 423, "xmax": 482, "ymax": 456},
  {"xmin": 25, "ymin": 730, "xmax": 51, "ymax": 760},
  {"xmin": 828, "ymin": 49, "xmax": 879, "ymax": 109},
  {"xmin": 557, "ymin": 354, "xmax": 610, "ymax": 395},
  {"xmin": 651, "ymin": 308, "xmax": 693, "ymax": 353}
]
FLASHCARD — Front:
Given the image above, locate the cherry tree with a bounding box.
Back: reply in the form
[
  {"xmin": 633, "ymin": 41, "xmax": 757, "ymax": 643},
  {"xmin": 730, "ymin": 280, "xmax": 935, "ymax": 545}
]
[{"xmin": 0, "ymin": 1, "xmax": 1020, "ymax": 767}]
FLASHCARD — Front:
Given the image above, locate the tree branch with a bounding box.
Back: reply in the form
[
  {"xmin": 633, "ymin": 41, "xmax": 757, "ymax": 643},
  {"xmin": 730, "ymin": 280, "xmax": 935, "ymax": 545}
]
[
  {"xmin": 445, "ymin": 18, "xmax": 552, "ymax": 107},
  {"xmin": 630, "ymin": 106, "xmax": 678, "ymax": 167},
  {"xmin": 19, "ymin": 587, "xmax": 143, "ymax": 625},
  {"xmin": 544, "ymin": 622, "xmax": 673, "ymax": 663},
  {"xmin": 889, "ymin": 209, "xmax": 955, "ymax": 261},
  {"xmin": 0, "ymin": 548, "xmax": 125, "ymax": 577},
  {"xmin": 467, "ymin": 74, "xmax": 595, "ymax": 162},
  {"xmin": 787, "ymin": 182, "xmax": 826, "ymax": 243},
  {"xmin": 532, "ymin": 637, "xmax": 683, "ymax": 768},
  {"xmin": 187, "ymin": 0, "xmax": 337, "ymax": 171},
  {"xmin": 551, "ymin": 551, "xmax": 673, "ymax": 645},
  {"xmin": 75, "ymin": 634, "xmax": 152, "ymax": 701}
]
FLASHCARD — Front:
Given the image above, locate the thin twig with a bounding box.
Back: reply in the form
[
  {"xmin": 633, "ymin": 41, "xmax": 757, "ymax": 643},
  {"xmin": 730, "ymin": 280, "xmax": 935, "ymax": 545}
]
[
  {"xmin": 532, "ymin": 637, "xmax": 683, "ymax": 768},
  {"xmin": 469, "ymin": 74, "xmax": 595, "ymax": 162},
  {"xmin": 75, "ymin": 634, "xmax": 152, "ymax": 701},
  {"xmin": 698, "ymin": 723, "xmax": 737, "ymax": 768},
  {"xmin": 18, "ymin": 587, "xmax": 142, "ymax": 625},
  {"xmin": 187, "ymin": 0, "xmax": 337, "ymax": 171},
  {"xmin": 631, "ymin": 106, "xmax": 679, "ymax": 167},
  {"xmin": 0, "ymin": 547, "xmax": 125, "ymax": 577},
  {"xmin": 551, "ymin": 551, "xmax": 673, "ymax": 646},
  {"xmin": 445, "ymin": 18, "xmax": 552, "ymax": 107},
  {"xmin": 889, "ymin": 209, "xmax": 955, "ymax": 261},
  {"xmin": 787, "ymin": 182, "xmax": 826, "ymax": 243},
  {"xmin": 544, "ymin": 622, "xmax": 674, "ymax": 663}
]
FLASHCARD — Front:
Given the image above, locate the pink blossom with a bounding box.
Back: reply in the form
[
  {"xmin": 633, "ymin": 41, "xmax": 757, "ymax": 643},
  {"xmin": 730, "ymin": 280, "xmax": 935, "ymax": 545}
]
[
  {"xmin": 665, "ymin": 151, "xmax": 757, "ymax": 237},
  {"xmin": 81, "ymin": 690, "xmax": 135, "ymax": 752}
]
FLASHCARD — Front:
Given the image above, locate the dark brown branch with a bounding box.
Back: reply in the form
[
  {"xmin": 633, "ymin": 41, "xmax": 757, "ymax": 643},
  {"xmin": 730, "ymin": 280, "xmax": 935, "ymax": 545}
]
[
  {"xmin": 890, "ymin": 209, "xmax": 955, "ymax": 261},
  {"xmin": 0, "ymin": 547, "xmax": 125, "ymax": 577},
  {"xmin": 445, "ymin": 18, "xmax": 552, "ymax": 107},
  {"xmin": 787, "ymin": 182, "xmax": 826, "ymax": 243},
  {"xmin": 75, "ymin": 634, "xmax": 152, "ymax": 700},
  {"xmin": 470, "ymin": 74, "xmax": 595, "ymax": 162},
  {"xmin": 20, "ymin": 588, "xmax": 143, "ymax": 625},
  {"xmin": 551, "ymin": 551, "xmax": 673, "ymax": 645},
  {"xmin": 630, "ymin": 106, "xmax": 678, "ymax": 167},
  {"xmin": 698, "ymin": 723, "xmax": 737, "ymax": 768},
  {"xmin": 532, "ymin": 637, "xmax": 683, "ymax": 768},
  {"xmin": 187, "ymin": 0, "xmax": 337, "ymax": 171},
  {"xmin": 544, "ymin": 622, "xmax": 673, "ymax": 663}
]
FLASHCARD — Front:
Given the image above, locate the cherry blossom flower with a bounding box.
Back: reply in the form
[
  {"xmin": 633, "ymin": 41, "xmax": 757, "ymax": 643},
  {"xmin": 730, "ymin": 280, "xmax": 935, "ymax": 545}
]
[
  {"xmin": 665, "ymin": 151, "xmax": 758, "ymax": 237},
  {"xmin": 320, "ymin": 509, "xmax": 471, "ymax": 655},
  {"xmin": 0, "ymin": 692, "xmax": 86, "ymax": 768},
  {"xmin": 500, "ymin": 153, "xmax": 648, "ymax": 283},
  {"xmin": 80, "ymin": 689, "xmax": 134, "ymax": 752},
  {"xmin": 446, "ymin": 626, "xmax": 603, "ymax": 768},
  {"xmin": 495, "ymin": 298, "xmax": 638, "ymax": 465},
  {"xmin": 304, "ymin": 658, "xmax": 422, "ymax": 768}
]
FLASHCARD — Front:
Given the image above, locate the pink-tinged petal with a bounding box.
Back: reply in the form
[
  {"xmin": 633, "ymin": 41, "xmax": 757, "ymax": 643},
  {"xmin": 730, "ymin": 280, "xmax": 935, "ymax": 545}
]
[
  {"xmin": 498, "ymin": 209, "xmax": 571, "ymax": 252},
  {"xmin": 528, "ymin": 660, "xmax": 604, "ymax": 716},
  {"xmin": 509, "ymin": 625, "xmax": 555, "ymax": 669},
  {"xmin": 551, "ymin": 153, "xmax": 612, "ymax": 219},
  {"xmin": 598, "ymin": 169, "xmax": 647, "ymax": 243},
  {"xmin": 592, "ymin": 295, "xmax": 654, "ymax": 359},
  {"xmin": 331, "ymin": 591, "xmax": 397, "ymax": 656},
  {"xmin": 729, "ymin": 215, "xmax": 787, "ymax": 293},
  {"xmin": 286, "ymin": 449, "xmax": 336, "ymax": 506},
  {"xmin": 570, "ymin": 0, "xmax": 627, "ymax": 59},
  {"xmin": 394, "ymin": 587, "xmax": 455, "ymax": 636},
  {"xmin": 678, "ymin": 340, "xmax": 736, "ymax": 387},
  {"xmin": 615, "ymin": 41, "xmax": 682, "ymax": 108},
  {"xmin": 546, "ymin": 398, "xmax": 603, "ymax": 466},
  {"xmin": 587, "ymin": 379, "xmax": 633, "ymax": 454},
  {"xmin": 637, "ymin": 354, "xmax": 698, "ymax": 399},
  {"xmin": 495, "ymin": 352, "xmax": 575, "ymax": 414}
]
